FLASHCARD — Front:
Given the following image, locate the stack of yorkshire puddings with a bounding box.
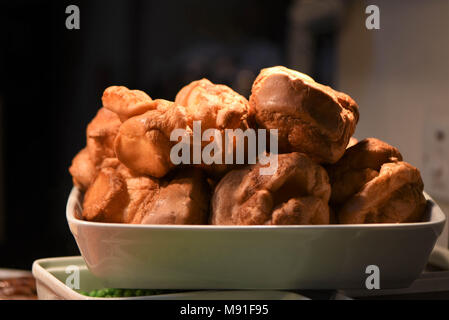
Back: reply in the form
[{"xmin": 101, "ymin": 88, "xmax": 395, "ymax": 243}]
[{"xmin": 69, "ymin": 66, "xmax": 426, "ymax": 225}]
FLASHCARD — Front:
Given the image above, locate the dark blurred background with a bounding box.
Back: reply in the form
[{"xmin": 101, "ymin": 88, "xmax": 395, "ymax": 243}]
[
  {"xmin": 0, "ymin": 0, "xmax": 334, "ymax": 269},
  {"xmin": 0, "ymin": 0, "xmax": 448, "ymax": 269}
]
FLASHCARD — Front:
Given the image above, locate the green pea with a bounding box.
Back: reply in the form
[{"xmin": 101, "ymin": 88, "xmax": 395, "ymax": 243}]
[
  {"xmin": 113, "ymin": 289, "xmax": 123, "ymax": 297},
  {"xmin": 96, "ymin": 289, "xmax": 107, "ymax": 297},
  {"xmin": 81, "ymin": 287, "xmax": 175, "ymax": 298},
  {"xmin": 145, "ymin": 289, "xmax": 157, "ymax": 296},
  {"xmin": 106, "ymin": 288, "xmax": 115, "ymax": 296},
  {"xmin": 123, "ymin": 289, "xmax": 134, "ymax": 297}
]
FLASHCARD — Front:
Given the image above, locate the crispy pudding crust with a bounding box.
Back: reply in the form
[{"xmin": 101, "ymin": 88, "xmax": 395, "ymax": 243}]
[
  {"xmin": 211, "ymin": 152, "xmax": 331, "ymax": 225},
  {"xmin": 249, "ymin": 66, "xmax": 359, "ymax": 164},
  {"xmin": 69, "ymin": 107, "xmax": 121, "ymax": 191},
  {"xmin": 82, "ymin": 159, "xmax": 210, "ymax": 224},
  {"xmin": 326, "ymin": 138, "xmax": 426, "ymax": 224}
]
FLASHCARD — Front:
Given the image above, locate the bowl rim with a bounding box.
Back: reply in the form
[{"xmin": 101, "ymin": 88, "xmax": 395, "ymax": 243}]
[{"xmin": 66, "ymin": 186, "xmax": 446, "ymax": 230}]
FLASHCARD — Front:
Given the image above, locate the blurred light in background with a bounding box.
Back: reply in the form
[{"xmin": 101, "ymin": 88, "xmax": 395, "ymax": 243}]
[{"xmin": 336, "ymin": 0, "xmax": 449, "ymax": 246}]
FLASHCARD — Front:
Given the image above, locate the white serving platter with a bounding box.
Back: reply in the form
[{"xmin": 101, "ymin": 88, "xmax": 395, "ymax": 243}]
[{"xmin": 66, "ymin": 187, "xmax": 445, "ymax": 290}]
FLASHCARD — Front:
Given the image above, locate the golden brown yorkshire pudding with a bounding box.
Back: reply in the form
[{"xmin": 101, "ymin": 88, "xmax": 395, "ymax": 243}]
[
  {"xmin": 82, "ymin": 160, "xmax": 210, "ymax": 224},
  {"xmin": 86, "ymin": 107, "xmax": 122, "ymax": 166},
  {"xmin": 338, "ymin": 162, "xmax": 426, "ymax": 224},
  {"xmin": 175, "ymin": 78, "xmax": 252, "ymax": 131},
  {"xmin": 249, "ymin": 66, "xmax": 359, "ymax": 163},
  {"xmin": 114, "ymin": 99, "xmax": 190, "ymax": 178},
  {"xmin": 102, "ymin": 86, "xmax": 154, "ymax": 122},
  {"xmin": 103, "ymin": 159, "xmax": 162, "ymax": 224},
  {"xmin": 211, "ymin": 152, "xmax": 331, "ymax": 225},
  {"xmin": 69, "ymin": 107, "xmax": 121, "ymax": 191},
  {"xmin": 69, "ymin": 148, "xmax": 97, "ymax": 191},
  {"xmin": 82, "ymin": 159, "xmax": 160, "ymax": 223},
  {"xmin": 139, "ymin": 168, "xmax": 210, "ymax": 225},
  {"xmin": 327, "ymin": 138, "xmax": 403, "ymax": 207},
  {"xmin": 326, "ymin": 138, "xmax": 426, "ymax": 224},
  {"xmin": 115, "ymin": 80, "xmax": 254, "ymax": 179},
  {"xmin": 175, "ymin": 78, "xmax": 254, "ymax": 178},
  {"xmin": 82, "ymin": 165, "xmax": 129, "ymax": 223}
]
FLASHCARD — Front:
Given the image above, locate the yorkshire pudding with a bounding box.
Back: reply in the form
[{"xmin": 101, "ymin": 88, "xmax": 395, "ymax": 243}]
[
  {"xmin": 175, "ymin": 78, "xmax": 252, "ymax": 132},
  {"xmin": 175, "ymin": 78, "xmax": 254, "ymax": 178},
  {"xmin": 102, "ymin": 86, "xmax": 154, "ymax": 122},
  {"xmin": 249, "ymin": 66, "xmax": 359, "ymax": 163},
  {"xmin": 211, "ymin": 152, "xmax": 331, "ymax": 225},
  {"xmin": 115, "ymin": 79, "xmax": 254, "ymax": 179},
  {"xmin": 114, "ymin": 99, "xmax": 190, "ymax": 178},
  {"xmin": 69, "ymin": 107, "xmax": 121, "ymax": 190},
  {"xmin": 326, "ymin": 138, "xmax": 426, "ymax": 223},
  {"xmin": 82, "ymin": 159, "xmax": 210, "ymax": 224}
]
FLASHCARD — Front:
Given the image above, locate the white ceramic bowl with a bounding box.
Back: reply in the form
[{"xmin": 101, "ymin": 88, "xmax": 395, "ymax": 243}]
[{"xmin": 67, "ymin": 187, "xmax": 445, "ymax": 290}]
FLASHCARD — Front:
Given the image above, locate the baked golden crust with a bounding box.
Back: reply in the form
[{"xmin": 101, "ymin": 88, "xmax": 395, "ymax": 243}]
[
  {"xmin": 327, "ymin": 138, "xmax": 403, "ymax": 206},
  {"xmin": 68, "ymin": 148, "xmax": 97, "ymax": 191},
  {"xmin": 114, "ymin": 80, "xmax": 254, "ymax": 179},
  {"xmin": 175, "ymin": 78, "xmax": 254, "ymax": 177},
  {"xmin": 82, "ymin": 159, "xmax": 159, "ymax": 223},
  {"xmin": 81, "ymin": 159, "xmax": 210, "ymax": 224},
  {"xmin": 114, "ymin": 99, "xmax": 189, "ymax": 178},
  {"xmin": 338, "ymin": 161, "xmax": 426, "ymax": 224},
  {"xmin": 175, "ymin": 78, "xmax": 253, "ymax": 131},
  {"xmin": 211, "ymin": 152, "xmax": 331, "ymax": 225},
  {"xmin": 249, "ymin": 66, "xmax": 359, "ymax": 163},
  {"xmin": 86, "ymin": 107, "xmax": 121, "ymax": 166},
  {"xmin": 69, "ymin": 108, "xmax": 121, "ymax": 191},
  {"xmin": 102, "ymin": 86, "xmax": 154, "ymax": 122},
  {"xmin": 326, "ymin": 138, "xmax": 426, "ymax": 224},
  {"xmin": 109, "ymin": 160, "xmax": 162, "ymax": 224},
  {"xmin": 82, "ymin": 166, "xmax": 129, "ymax": 223},
  {"xmin": 138, "ymin": 168, "xmax": 210, "ymax": 224}
]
